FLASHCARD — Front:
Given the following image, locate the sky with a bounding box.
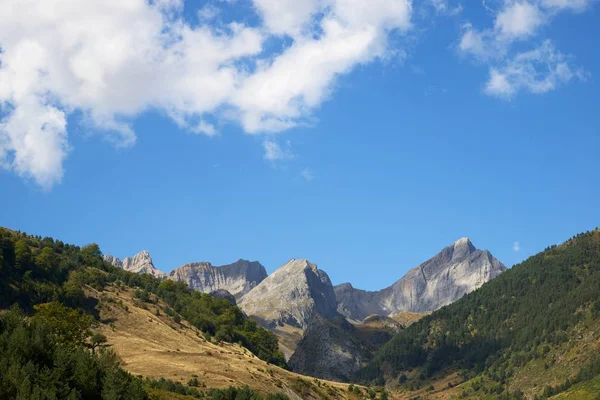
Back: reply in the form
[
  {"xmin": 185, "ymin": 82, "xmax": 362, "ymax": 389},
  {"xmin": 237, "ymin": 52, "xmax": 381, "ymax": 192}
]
[{"xmin": 1, "ymin": 0, "xmax": 599, "ymax": 291}]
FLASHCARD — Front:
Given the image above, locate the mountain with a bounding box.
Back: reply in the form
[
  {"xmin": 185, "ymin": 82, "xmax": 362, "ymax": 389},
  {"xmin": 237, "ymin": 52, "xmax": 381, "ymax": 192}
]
[
  {"xmin": 168, "ymin": 259, "xmax": 267, "ymax": 300},
  {"xmin": 288, "ymin": 313, "xmax": 372, "ymax": 382},
  {"xmin": 103, "ymin": 250, "xmax": 165, "ymax": 278},
  {"xmin": 238, "ymin": 258, "xmax": 338, "ymax": 358},
  {"xmin": 103, "ymin": 253, "xmax": 267, "ymax": 299},
  {"xmin": 238, "ymin": 259, "xmax": 338, "ymax": 330},
  {"xmin": 360, "ymin": 229, "xmax": 600, "ymax": 399},
  {"xmin": 335, "ymin": 238, "xmax": 506, "ymax": 321},
  {"xmin": 0, "ymin": 227, "xmax": 293, "ymax": 399},
  {"xmin": 289, "ymin": 314, "xmax": 404, "ymax": 382}
]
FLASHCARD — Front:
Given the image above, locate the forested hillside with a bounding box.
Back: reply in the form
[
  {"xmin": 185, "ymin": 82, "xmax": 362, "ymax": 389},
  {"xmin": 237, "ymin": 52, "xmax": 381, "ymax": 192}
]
[
  {"xmin": 360, "ymin": 229, "xmax": 600, "ymax": 398},
  {"xmin": 0, "ymin": 227, "xmax": 287, "ymax": 399}
]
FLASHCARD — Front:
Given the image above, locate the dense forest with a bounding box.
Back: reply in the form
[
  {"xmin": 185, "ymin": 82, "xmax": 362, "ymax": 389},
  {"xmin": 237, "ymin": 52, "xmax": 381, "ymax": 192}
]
[
  {"xmin": 360, "ymin": 229, "xmax": 600, "ymax": 397},
  {"xmin": 0, "ymin": 227, "xmax": 287, "ymax": 399}
]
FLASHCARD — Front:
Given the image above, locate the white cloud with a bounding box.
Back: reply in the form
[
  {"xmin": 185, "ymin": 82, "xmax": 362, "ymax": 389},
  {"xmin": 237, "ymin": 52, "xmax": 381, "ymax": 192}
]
[
  {"xmin": 192, "ymin": 120, "xmax": 217, "ymax": 137},
  {"xmin": 430, "ymin": 0, "xmax": 463, "ymax": 16},
  {"xmin": 198, "ymin": 4, "xmax": 221, "ymax": 22},
  {"xmin": 494, "ymin": 2, "xmax": 544, "ymax": 38},
  {"xmin": 458, "ymin": 23, "xmax": 502, "ymax": 61},
  {"xmin": 251, "ymin": 0, "xmax": 322, "ymax": 36},
  {"xmin": 0, "ymin": 0, "xmax": 412, "ymax": 188},
  {"xmin": 513, "ymin": 241, "xmax": 521, "ymax": 252},
  {"xmin": 235, "ymin": 0, "xmax": 412, "ymax": 133},
  {"xmin": 263, "ymin": 139, "xmax": 294, "ymax": 161},
  {"xmin": 541, "ymin": 0, "xmax": 594, "ymax": 11},
  {"xmin": 484, "ymin": 40, "xmax": 583, "ymax": 98},
  {"xmin": 458, "ymin": 0, "xmax": 590, "ymax": 98},
  {"xmin": 301, "ymin": 168, "xmax": 314, "ymax": 181}
]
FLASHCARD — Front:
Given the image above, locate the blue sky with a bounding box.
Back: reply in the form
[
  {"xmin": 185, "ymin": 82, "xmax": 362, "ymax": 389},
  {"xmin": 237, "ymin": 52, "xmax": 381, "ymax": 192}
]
[{"xmin": 1, "ymin": 0, "xmax": 599, "ymax": 290}]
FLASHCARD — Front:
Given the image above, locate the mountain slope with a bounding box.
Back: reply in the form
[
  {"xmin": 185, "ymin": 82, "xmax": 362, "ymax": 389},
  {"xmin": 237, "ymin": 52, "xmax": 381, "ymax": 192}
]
[
  {"xmin": 289, "ymin": 314, "xmax": 403, "ymax": 382},
  {"xmin": 238, "ymin": 259, "xmax": 338, "ymax": 330},
  {"xmin": 168, "ymin": 259, "xmax": 267, "ymax": 299},
  {"xmin": 360, "ymin": 229, "xmax": 600, "ymax": 399},
  {"xmin": 91, "ymin": 284, "xmax": 365, "ymax": 399},
  {"xmin": 335, "ymin": 238, "xmax": 506, "ymax": 321},
  {"xmin": 238, "ymin": 259, "xmax": 338, "ymax": 358}
]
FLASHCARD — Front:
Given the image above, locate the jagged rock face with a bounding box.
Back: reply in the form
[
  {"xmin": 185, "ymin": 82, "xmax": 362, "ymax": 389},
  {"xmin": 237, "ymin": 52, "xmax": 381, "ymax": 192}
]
[
  {"xmin": 335, "ymin": 238, "xmax": 507, "ymax": 321},
  {"xmin": 209, "ymin": 289, "xmax": 237, "ymax": 305},
  {"xmin": 103, "ymin": 254, "xmax": 122, "ymax": 269},
  {"xmin": 288, "ymin": 313, "xmax": 370, "ymax": 382},
  {"xmin": 103, "ymin": 251, "xmax": 165, "ymax": 278},
  {"xmin": 168, "ymin": 259, "xmax": 267, "ymax": 300},
  {"xmin": 238, "ymin": 259, "xmax": 338, "ymax": 330}
]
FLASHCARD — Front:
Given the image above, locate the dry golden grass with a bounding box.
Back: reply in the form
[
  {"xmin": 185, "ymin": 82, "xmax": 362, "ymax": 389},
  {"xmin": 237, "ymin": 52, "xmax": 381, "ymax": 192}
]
[
  {"xmin": 87, "ymin": 285, "xmax": 478, "ymax": 399},
  {"xmin": 389, "ymin": 312, "xmax": 428, "ymax": 327},
  {"xmin": 90, "ymin": 285, "xmax": 373, "ymax": 399},
  {"xmin": 270, "ymin": 323, "xmax": 304, "ymax": 360}
]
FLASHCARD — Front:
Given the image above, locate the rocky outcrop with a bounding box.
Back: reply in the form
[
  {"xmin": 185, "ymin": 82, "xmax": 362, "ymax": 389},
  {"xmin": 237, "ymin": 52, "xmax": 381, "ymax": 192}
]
[
  {"xmin": 103, "ymin": 250, "xmax": 165, "ymax": 278},
  {"xmin": 209, "ymin": 289, "xmax": 237, "ymax": 305},
  {"xmin": 288, "ymin": 313, "xmax": 403, "ymax": 382},
  {"xmin": 103, "ymin": 254, "xmax": 122, "ymax": 269},
  {"xmin": 168, "ymin": 259, "xmax": 267, "ymax": 300},
  {"xmin": 238, "ymin": 259, "xmax": 338, "ymax": 330},
  {"xmin": 335, "ymin": 238, "xmax": 506, "ymax": 321},
  {"xmin": 288, "ymin": 313, "xmax": 370, "ymax": 382}
]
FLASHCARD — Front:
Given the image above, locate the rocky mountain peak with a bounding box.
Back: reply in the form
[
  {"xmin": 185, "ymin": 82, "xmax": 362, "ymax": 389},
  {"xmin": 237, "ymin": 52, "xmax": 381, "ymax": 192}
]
[
  {"xmin": 168, "ymin": 259, "xmax": 267, "ymax": 300},
  {"xmin": 335, "ymin": 239, "xmax": 506, "ymax": 321},
  {"xmin": 238, "ymin": 258, "xmax": 338, "ymax": 330},
  {"xmin": 103, "ymin": 250, "xmax": 165, "ymax": 278},
  {"xmin": 451, "ymin": 237, "xmax": 476, "ymax": 260},
  {"xmin": 103, "ymin": 254, "xmax": 122, "ymax": 269},
  {"xmin": 123, "ymin": 250, "xmax": 152, "ymax": 266}
]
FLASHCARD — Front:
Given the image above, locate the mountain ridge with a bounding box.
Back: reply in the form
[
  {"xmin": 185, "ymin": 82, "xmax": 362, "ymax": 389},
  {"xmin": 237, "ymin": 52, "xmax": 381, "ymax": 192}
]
[
  {"xmin": 103, "ymin": 251, "xmax": 267, "ymax": 299},
  {"xmin": 335, "ymin": 237, "xmax": 506, "ymax": 321}
]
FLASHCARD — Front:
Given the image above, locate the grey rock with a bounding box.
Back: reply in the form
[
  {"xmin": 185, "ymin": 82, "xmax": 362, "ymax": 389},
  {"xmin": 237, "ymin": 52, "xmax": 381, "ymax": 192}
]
[
  {"xmin": 103, "ymin": 250, "xmax": 165, "ymax": 278},
  {"xmin": 209, "ymin": 289, "xmax": 237, "ymax": 305},
  {"xmin": 288, "ymin": 313, "xmax": 369, "ymax": 382},
  {"xmin": 103, "ymin": 254, "xmax": 122, "ymax": 269},
  {"xmin": 168, "ymin": 259, "xmax": 267, "ymax": 300},
  {"xmin": 335, "ymin": 238, "xmax": 506, "ymax": 321},
  {"xmin": 238, "ymin": 259, "xmax": 338, "ymax": 330}
]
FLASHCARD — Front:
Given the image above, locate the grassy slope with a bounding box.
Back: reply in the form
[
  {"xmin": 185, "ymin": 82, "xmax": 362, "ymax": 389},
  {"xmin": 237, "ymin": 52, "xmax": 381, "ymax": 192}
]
[
  {"xmin": 91, "ymin": 284, "xmax": 371, "ymax": 400},
  {"xmin": 551, "ymin": 375, "xmax": 600, "ymax": 400}
]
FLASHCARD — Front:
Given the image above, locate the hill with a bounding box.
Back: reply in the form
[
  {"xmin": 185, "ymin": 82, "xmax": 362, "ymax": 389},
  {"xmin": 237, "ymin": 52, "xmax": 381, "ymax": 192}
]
[
  {"xmin": 89, "ymin": 283, "xmax": 370, "ymax": 399},
  {"xmin": 360, "ymin": 229, "xmax": 600, "ymax": 399}
]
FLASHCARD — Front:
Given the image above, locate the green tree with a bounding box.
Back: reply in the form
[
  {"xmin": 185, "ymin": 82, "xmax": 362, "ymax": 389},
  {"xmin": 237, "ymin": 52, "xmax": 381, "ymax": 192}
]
[
  {"xmin": 35, "ymin": 246, "xmax": 57, "ymax": 271},
  {"xmin": 33, "ymin": 302, "xmax": 92, "ymax": 345},
  {"xmin": 90, "ymin": 333, "xmax": 108, "ymax": 355},
  {"xmin": 101, "ymin": 368, "xmax": 145, "ymax": 400},
  {"xmin": 81, "ymin": 244, "xmax": 103, "ymax": 268},
  {"xmin": 14, "ymin": 239, "xmax": 31, "ymax": 270}
]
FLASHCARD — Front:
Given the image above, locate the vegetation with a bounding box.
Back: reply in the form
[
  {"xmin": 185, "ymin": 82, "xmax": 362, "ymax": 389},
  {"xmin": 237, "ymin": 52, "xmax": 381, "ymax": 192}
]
[
  {"xmin": 361, "ymin": 229, "xmax": 600, "ymax": 396},
  {"xmin": 0, "ymin": 227, "xmax": 285, "ymax": 367},
  {"xmin": 0, "ymin": 227, "xmax": 289, "ymax": 399},
  {"xmin": 145, "ymin": 378, "xmax": 289, "ymax": 399},
  {"xmin": 0, "ymin": 305, "xmax": 145, "ymax": 399}
]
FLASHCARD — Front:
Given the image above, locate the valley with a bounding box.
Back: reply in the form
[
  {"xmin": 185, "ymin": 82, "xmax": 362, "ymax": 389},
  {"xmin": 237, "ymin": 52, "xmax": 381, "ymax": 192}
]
[{"xmin": 2, "ymin": 226, "xmax": 600, "ymax": 399}]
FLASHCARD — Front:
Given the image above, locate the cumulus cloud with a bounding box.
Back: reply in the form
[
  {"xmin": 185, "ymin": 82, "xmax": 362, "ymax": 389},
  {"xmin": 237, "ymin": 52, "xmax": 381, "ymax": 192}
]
[
  {"xmin": 485, "ymin": 40, "xmax": 583, "ymax": 98},
  {"xmin": 457, "ymin": 0, "xmax": 590, "ymax": 98},
  {"xmin": 494, "ymin": 2, "xmax": 545, "ymax": 38},
  {"xmin": 0, "ymin": 0, "xmax": 412, "ymax": 188}
]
